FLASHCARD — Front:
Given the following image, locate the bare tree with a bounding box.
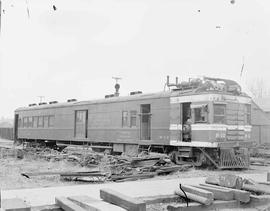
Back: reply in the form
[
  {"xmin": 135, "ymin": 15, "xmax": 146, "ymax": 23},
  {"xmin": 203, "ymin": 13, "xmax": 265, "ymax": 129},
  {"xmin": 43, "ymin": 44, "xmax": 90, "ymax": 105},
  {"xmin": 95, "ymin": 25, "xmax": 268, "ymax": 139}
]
[{"xmin": 248, "ymin": 78, "xmax": 270, "ymax": 98}]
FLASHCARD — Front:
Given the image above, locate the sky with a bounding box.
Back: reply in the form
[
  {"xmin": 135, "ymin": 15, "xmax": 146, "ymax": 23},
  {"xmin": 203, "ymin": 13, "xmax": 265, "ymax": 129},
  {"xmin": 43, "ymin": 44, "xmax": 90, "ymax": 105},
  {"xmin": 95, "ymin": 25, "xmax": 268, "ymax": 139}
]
[{"xmin": 1, "ymin": 0, "xmax": 270, "ymax": 118}]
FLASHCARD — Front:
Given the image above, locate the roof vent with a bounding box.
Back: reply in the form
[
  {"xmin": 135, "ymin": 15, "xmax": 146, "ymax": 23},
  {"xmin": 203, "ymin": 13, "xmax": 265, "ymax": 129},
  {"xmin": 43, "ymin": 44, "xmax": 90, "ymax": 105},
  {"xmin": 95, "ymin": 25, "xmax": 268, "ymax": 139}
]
[
  {"xmin": 130, "ymin": 91, "xmax": 142, "ymax": 95},
  {"xmin": 105, "ymin": 94, "xmax": 115, "ymax": 99},
  {"xmin": 49, "ymin": 101, "xmax": 58, "ymax": 104},
  {"xmin": 67, "ymin": 99, "xmax": 77, "ymax": 102},
  {"xmin": 29, "ymin": 103, "xmax": 37, "ymax": 107},
  {"xmin": 39, "ymin": 102, "xmax": 47, "ymax": 105}
]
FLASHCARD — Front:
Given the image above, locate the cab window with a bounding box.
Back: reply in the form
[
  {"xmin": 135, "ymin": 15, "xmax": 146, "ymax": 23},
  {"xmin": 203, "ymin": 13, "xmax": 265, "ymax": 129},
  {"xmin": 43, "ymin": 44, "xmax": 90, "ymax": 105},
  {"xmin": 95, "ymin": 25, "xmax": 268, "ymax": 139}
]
[
  {"xmin": 194, "ymin": 107, "xmax": 208, "ymax": 123},
  {"xmin": 213, "ymin": 104, "xmax": 226, "ymax": 124}
]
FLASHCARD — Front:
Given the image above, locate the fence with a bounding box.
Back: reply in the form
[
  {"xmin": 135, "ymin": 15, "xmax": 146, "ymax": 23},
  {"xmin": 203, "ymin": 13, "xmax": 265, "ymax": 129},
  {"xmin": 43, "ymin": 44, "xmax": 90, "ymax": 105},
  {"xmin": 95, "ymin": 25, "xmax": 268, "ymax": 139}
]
[{"xmin": 0, "ymin": 128, "xmax": 14, "ymax": 140}]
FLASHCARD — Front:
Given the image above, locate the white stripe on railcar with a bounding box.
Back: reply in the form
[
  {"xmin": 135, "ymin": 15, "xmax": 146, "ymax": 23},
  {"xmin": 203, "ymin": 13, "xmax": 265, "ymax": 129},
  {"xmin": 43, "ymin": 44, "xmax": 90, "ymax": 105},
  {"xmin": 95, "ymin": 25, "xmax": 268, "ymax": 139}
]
[
  {"xmin": 169, "ymin": 124, "xmax": 252, "ymax": 132},
  {"xmin": 170, "ymin": 94, "xmax": 251, "ymax": 104}
]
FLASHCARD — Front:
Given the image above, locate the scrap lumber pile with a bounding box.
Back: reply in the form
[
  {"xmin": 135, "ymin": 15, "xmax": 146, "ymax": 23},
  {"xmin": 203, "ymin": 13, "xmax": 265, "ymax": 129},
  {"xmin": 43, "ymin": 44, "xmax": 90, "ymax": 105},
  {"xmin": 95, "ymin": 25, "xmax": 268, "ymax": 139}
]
[
  {"xmin": 20, "ymin": 151, "xmax": 192, "ymax": 183},
  {"xmin": 108, "ymin": 154, "xmax": 192, "ymax": 182},
  {"xmin": 168, "ymin": 173, "xmax": 270, "ymax": 210}
]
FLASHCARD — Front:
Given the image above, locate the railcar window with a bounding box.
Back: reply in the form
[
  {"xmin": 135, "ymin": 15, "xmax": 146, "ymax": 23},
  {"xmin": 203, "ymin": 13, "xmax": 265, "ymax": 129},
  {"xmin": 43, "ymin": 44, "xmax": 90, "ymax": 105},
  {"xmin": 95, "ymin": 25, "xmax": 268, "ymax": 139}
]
[
  {"xmin": 246, "ymin": 104, "xmax": 251, "ymax": 124},
  {"xmin": 130, "ymin": 110, "xmax": 137, "ymax": 127},
  {"xmin": 76, "ymin": 111, "xmax": 85, "ymax": 123},
  {"xmin": 194, "ymin": 106, "xmax": 208, "ymax": 123},
  {"xmin": 28, "ymin": 117, "xmax": 33, "ymax": 128},
  {"xmin": 33, "ymin": 116, "xmax": 38, "ymax": 128},
  {"xmin": 48, "ymin": 116, "xmax": 55, "ymax": 127},
  {"xmin": 38, "ymin": 116, "xmax": 44, "ymax": 128},
  {"xmin": 214, "ymin": 104, "xmax": 226, "ymax": 124},
  {"xmin": 23, "ymin": 117, "xmax": 28, "ymax": 128},
  {"xmin": 122, "ymin": 111, "xmax": 128, "ymax": 127},
  {"xmin": 44, "ymin": 116, "xmax": 49, "ymax": 127}
]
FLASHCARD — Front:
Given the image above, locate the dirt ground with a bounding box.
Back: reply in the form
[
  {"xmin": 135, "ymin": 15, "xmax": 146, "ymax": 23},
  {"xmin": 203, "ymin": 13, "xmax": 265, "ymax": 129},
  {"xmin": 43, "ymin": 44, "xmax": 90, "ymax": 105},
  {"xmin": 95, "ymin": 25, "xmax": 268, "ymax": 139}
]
[
  {"xmin": 1, "ymin": 154, "xmax": 270, "ymax": 190},
  {"xmin": 1, "ymin": 138, "xmax": 270, "ymax": 190},
  {"xmin": 0, "ymin": 157, "xmax": 93, "ymax": 189}
]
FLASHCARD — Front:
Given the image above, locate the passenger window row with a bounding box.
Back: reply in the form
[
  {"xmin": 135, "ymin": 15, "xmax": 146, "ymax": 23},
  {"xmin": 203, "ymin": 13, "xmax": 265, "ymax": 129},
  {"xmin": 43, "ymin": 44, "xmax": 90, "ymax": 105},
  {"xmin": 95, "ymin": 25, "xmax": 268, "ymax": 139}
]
[
  {"xmin": 19, "ymin": 115, "xmax": 55, "ymax": 128},
  {"xmin": 122, "ymin": 110, "xmax": 137, "ymax": 127}
]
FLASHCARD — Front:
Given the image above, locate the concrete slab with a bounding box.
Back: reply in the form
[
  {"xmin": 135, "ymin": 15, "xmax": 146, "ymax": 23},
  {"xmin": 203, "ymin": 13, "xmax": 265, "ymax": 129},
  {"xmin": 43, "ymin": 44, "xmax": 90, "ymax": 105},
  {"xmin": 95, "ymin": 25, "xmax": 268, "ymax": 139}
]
[{"xmin": 1, "ymin": 198, "xmax": 30, "ymax": 211}]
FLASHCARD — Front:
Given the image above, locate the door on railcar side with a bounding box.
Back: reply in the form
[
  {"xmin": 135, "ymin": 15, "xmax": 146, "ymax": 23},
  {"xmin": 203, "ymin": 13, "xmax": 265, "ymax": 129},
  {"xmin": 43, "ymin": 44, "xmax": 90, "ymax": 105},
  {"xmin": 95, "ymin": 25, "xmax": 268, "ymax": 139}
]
[
  {"xmin": 140, "ymin": 104, "xmax": 151, "ymax": 140},
  {"xmin": 169, "ymin": 103, "xmax": 182, "ymax": 142},
  {"xmin": 182, "ymin": 102, "xmax": 191, "ymax": 142},
  {"xmin": 74, "ymin": 110, "xmax": 88, "ymax": 138}
]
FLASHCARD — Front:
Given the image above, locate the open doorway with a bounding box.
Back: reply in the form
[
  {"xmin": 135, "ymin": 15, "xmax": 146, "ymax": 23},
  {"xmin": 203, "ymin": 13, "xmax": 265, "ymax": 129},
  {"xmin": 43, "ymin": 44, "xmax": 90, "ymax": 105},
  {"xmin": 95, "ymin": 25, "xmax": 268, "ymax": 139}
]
[
  {"xmin": 182, "ymin": 102, "xmax": 191, "ymax": 142},
  {"xmin": 140, "ymin": 104, "xmax": 151, "ymax": 140},
  {"xmin": 14, "ymin": 114, "xmax": 19, "ymax": 141}
]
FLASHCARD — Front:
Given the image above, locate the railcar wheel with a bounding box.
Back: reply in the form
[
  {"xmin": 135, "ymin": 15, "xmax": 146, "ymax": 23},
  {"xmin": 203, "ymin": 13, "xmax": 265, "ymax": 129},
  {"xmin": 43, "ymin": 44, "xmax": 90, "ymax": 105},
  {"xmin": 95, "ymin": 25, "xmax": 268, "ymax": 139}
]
[{"xmin": 193, "ymin": 152, "xmax": 206, "ymax": 167}]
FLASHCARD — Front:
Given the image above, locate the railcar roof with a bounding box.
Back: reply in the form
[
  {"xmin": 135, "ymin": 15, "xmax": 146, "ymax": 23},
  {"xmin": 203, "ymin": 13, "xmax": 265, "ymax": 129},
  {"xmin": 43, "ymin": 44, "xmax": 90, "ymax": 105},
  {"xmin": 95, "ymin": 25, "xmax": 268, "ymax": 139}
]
[{"xmin": 15, "ymin": 90, "xmax": 250, "ymax": 112}]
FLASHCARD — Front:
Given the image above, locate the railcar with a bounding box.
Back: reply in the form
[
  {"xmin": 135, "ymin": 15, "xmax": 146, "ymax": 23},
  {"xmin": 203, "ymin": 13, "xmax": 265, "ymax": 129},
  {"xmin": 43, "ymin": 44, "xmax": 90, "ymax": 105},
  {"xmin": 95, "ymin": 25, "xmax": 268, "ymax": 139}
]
[{"xmin": 14, "ymin": 77, "xmax": 252, "ymax": 169}]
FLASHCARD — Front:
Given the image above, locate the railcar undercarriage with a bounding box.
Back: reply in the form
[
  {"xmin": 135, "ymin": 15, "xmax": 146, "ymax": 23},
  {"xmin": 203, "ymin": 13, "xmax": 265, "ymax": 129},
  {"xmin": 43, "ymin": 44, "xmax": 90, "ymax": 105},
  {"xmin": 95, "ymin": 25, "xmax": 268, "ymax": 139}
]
[{"xmin": 170, "ymin": 146, "xmax": 250, "ymax": 169}]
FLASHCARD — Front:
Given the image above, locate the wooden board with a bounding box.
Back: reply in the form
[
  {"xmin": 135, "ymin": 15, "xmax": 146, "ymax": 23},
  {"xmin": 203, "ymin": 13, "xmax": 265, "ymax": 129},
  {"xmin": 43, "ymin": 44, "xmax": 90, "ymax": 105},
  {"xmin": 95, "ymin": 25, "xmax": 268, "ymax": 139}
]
[
  {"xmin": 55, "ymin": 197, "xmax": 86, "ymax": 211},
  {"xmin": 199, "ymin": 183, "xmax": 250, "ymax": 203},
  {"xmin": 242, "ymin": 184, "xmax": 270, "ymax": 194},
  {"xmin": 193, "ymin": 185, "xmax": 234, "ymax": 201},
  {"xmin": 100, "ymin": 188, "xmax": 146, "ymax": 211},
  {"xmin": 136, "ymin": 194, "xmax": 180, "ymax": 205},
  {"xmin": 174, "ymin": 190, "xmax": 213, "ymax": 205},
  {"xmin": 68, "ymin": 195, "xmax": 125, "ymax": 211},
  {"xmin": 180, "ymin": 185, "xmax": 213, "ymax": 199}
]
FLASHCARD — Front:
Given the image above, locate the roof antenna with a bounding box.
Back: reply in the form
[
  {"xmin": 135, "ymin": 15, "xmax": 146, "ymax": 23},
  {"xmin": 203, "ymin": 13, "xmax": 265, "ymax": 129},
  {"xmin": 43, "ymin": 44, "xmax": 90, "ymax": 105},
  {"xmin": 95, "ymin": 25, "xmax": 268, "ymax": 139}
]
[
  {"xmin": 25, "ymin": 0, "xmax": 30, "ymax": 18},
  {"xmin": 112, "ymin": 77, "xmax": 121, "ymax": 97},
  {"xmin": 240, "ymin": 56, "xmax": 245, "ymax": 78}
]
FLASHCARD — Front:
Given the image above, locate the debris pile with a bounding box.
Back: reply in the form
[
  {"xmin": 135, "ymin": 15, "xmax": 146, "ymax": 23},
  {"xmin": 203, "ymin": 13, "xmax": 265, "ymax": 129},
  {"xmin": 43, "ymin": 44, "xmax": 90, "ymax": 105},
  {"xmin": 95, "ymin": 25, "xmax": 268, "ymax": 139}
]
[
  {"xmin": 20, "ymin": 147, "xmax": 192, "ymax": 183},
  {"xmin": 169, "ymin": 173, "xmax": 270, "ymax": 210}
]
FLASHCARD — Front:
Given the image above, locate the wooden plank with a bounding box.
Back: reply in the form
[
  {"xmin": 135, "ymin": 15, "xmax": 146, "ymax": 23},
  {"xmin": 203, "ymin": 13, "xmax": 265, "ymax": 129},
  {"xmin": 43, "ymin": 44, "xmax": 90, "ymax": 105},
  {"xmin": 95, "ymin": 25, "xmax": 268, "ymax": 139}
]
[
  {"xmin": 21, "ymin": 170, "xmax": 100, "ymax": 177},
  {"xmin": 199, "ymin": 183, "xmax": 250, "ymax": 203},
  {"xmin": 110, "ymin": 172, "xmax": 157, "ymax": 181},
  {"xmin": 250, "ymin": 194, "xmax": 270, "ymax": 203},
  {"xmin": 55, "ymin": 197, "xmax": 86, "ymax": 211},
  {"xmin": 31, "ymin": 204, "xmax": 62, "ymax": 211},
  {"xmin": 180, "ymin": 185, "xmax": 213, "ymax": 199},
  {"xmin": 242, "ymin": 184, "xmax": 270, "ymax": 194},
  {"xmin": 259, "ymin": 181, "xmax": 270, "ymax": 185},
  {"xmin": 193, "ymin": 185, "xmax": 234, "ymax": 200},
  {"xmin": 100, "ymin": 188, "xmax": 146, "ymax": 211},
  {"xmin": 167, "ymin": 200, "xmax": 239, "ymax": 211},
  {"xmin": 68, "ymin": 195, "xmax": 125, "ymax": 211},
  {"xmin": 136, "ymin": 194, "xmax": 180, "ymax": 205},
  {"xmin": 174, "ymin": 190, "xmax": 213, "ymax": 205}
]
